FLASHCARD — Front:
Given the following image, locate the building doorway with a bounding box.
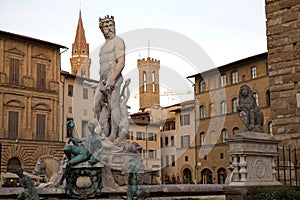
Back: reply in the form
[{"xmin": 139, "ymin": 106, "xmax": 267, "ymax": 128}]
[
  {"xmin": 217, "ymin": 168, "xmax": 227, "ymax": 184},
  {"xmin": 7, "ymin": 157, "xmax": 21, "ymax": 173},
  {"xmin": 183, "ymin": 168, "xmax": 192, "ymax": 184},
  {"xmin": 201, "ymin": 168, "xmax": 212, "ymax": 184}
]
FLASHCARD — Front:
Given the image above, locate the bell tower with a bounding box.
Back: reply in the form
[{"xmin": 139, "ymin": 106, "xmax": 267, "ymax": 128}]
[
  {"xmin": 70, "ymin": 10, "xmax": 91, "ymax": 78},
  {"xmin": 137, "ymin": 57, "xmax": 160, "ymax": 111}
]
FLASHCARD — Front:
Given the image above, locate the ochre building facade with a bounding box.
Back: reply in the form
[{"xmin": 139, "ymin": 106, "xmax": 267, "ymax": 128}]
[
  {"xmin": 188, "ymin": 52, "xmax": 271, "ymax": 184},
  {"xmin": 0, "ymin": 30, "xmax": 66, "ymax": 173}
]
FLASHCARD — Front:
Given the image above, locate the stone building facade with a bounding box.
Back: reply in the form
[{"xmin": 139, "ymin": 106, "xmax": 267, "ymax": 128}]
[
  {"xmin": 160, "ymin": 100, "xmax": 196, "ymax": 184},
  {"xmin": 265, "ymin": 0, "xmax": 300, "ymax": 141},
  {"xmin": 0, "ymin": 30, "xmax": 66, "ymax": 173},
  {"xmin": 187, "ymin": 52, "xmax": 271, "ymax": 184}
]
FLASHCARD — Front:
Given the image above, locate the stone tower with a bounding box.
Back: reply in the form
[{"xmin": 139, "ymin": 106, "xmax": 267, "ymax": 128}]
[
  {"xmin": 137, "ymin": 57, "xmax": 160, "ymax": 111},
  {"xmin": 265, "ymin": 1, "xmax": 300, "ymax": 137},
  {"xmin": 70, "ymin": 10, "xmax": 91, "ymax": 78}
]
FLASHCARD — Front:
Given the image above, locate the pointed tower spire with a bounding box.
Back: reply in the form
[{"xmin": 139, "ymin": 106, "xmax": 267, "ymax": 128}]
[{"xmin": 70, "ymin": 10, "xmax": 91, "ymax": 78}]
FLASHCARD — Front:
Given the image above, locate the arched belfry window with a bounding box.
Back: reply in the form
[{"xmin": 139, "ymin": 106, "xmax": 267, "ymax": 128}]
[
  {"xmin": 143, "ymin": 71, "xmax": 147, "ymax": 93},
  {"xmin": 152, "ymin": 71, "xmax": 155, "ymax": 93}
]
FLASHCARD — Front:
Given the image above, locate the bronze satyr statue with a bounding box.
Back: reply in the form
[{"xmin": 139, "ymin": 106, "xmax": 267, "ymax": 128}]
[
  {"xmin": 237, "ymin": 85, "xmax": 264, "ymax": 132},
  {"xmin": 16, "ymin": 167, "xmax": 39, "ymax": 200},
  {"xmin": 56, "ymin": 120, "xmax": 104, "ymax": 186}
]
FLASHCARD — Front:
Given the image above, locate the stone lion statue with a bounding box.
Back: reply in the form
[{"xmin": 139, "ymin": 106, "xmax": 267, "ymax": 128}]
[{"xmin": 237, "ymin": 85, "xmax": 264, "ymax": 132}]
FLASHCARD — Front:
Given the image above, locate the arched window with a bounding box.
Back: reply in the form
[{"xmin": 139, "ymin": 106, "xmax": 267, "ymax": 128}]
[
  {"xmin": 221, "ymin": 101, "xmax": 227, "ymax": 115},
  {"xmin": 152, "ymin": 71, "xmax": 155, "ymax": 93},
  {"xmin": 199, "ymin": 80, "xmax": 206, "ymax": 93},
  {"xmin": 232, "ymin": 98, "xmax": 239, "ymax": 113},
  {"xmin": 233, "ymin": 127, "xmax": 240, "ymax": 135},
  {"xmin": 200, "ymin": 132, "xmax": 205, "ymax": 146},
  {"xmin": 200, "ymin": 105, "xmax": 206, "ymax": 119},
  {"xmin": 266, "ymin": 90, "xmax": 271, "ymax": 107},
  {"xmin": 221, "ymin": 129, "xmax": 227, "ymax": 143},
  {"xmin": 143, "ymin": 71, "xmax": 147, "ymax": 93},
  {"xmin": 231, "ymin": 71, "xmax": 238, "ymax": 84},
  {"xmin": 268, "ymin": 122, "xmax": 273, "ymax": 136},
  {"xmin": 253, "ymin": 93, "xmax": 259, "ymax": 106},
  {"xmin": 217, "ymin": 168, "xmax": 227, "ymax": 184}
]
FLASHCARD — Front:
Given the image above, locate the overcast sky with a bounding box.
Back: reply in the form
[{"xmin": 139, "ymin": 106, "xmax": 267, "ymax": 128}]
[
  {"xmin": 0, "ymin": 0, "xmax": 266, "ymax": 69},
  {"xmin": 0, "ymin": 0, "xmax": 267, "ymax": 109}
]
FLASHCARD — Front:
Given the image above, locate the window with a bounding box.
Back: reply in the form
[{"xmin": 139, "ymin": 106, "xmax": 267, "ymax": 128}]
[
  {"xmin": 82, "ymin": 120, "xmax": 88, "ymax": 137},
  {"xmin": 210, "ymin": 103, "xmax": 216, "ymax": 116},
  {"xmin": 199, "ymin": 80, "xmax": 206, "ymax": 93},
  {"xmin": 171, "ymin": 136, "xmax": 175, "ymax": 146},
  {"xmin": 200, "ymin": 132, "xmax": 205, "ymax": 146},
  {"xmin": 268, "ymin": 122, "xmax": 273, "ymax": 136},
  {"xmin": 220, "ymin": 153, "xmax": 224, "ymax": 159},
  {"xmin": 251, "ymin": 66, "xmax": 257, "ymax": 79},
  {"xmin": 8, "ymin": 111, "xmax": 19, "ymax": 139},
  {"xmin": 161, "ymin": 156, "xmax": 163, "ymax": 166},
  {"xmin": 37, "ymin": 63, "xmax": 46, "ymax": 89},
  {"xmin": 68, "ymin": 85, "xmax": 73, "ymax": 97},
  {"xmin": 171, "ymin": 155, "xmax": 175, "ymax": 166},
  {"xmin": 253, "ymin": 93, "xmax": 259, "ymax": 106},
  {"xmin": 233, "ymin": 127, "xmax": 240, "ymax": 135},
  {"xmin": 152, "ymin": 71, "xmax": 155, "ymax": 93},
  {"xmin": 148, "ymin": 132, "xmax": 156, "ymax": 141},
  {"xmin": 136, "ymin": 132, "xmax": 143, "ymax": 140},
  {"xmin": 232, "ymin": 98, "xmax": 239, "ymax": 113},
  {"xmin": 9, "ymin": 58, "xmax": 20, "ymax": 85},
  {"xmin": 165, "ymin": 155, "xmax": 169, "ymax": 166},
  {"xmin": 231, "ymin": 71, "xmax": 238, "ymax": 84},
  {"xmin": 180, "ymin": 114, "xmax": 190, "ymax": 126},
  {"xmin": 204, "ymin": 155, "xmax": 207, "ymax": 160},
  {"xmin": 68, "ymin": 107, "xmax": 72, "ymax": 113},
  {"xmin": 83, "ymin": 88, "xmax": 88, "ymax": 99},
  {"xmin": 266, "ymin": 90, "xmax": 271, "ymax": 107},
  {"xmin": 160, "ymin": 137, "xmax": 163, "ymax": 148},
  {"xmin": 221, "ymin": 129, "xmax": 227, "ymax": 143},
  {"xmin": 220, "ymin": 74, "xmax": 227, "ymax": 87},
  {"xmin": 221, "ymin": 101, "xmax": 227, "ymax": 114},
  {"xmin": 185, "ymin": 156, "xmax": 189, "ymax": 162},
  {"xmin": 181, "ymin": 135, "xmax": 190, "ymax": 148},
  {"xmin": 36, "ymin": 114, "xmax": 46, "ymax": 140},
  {"xmin": 143, "ymin": 71, "xmax": 147, "ymax": 93},
  {"xmin": 200, "ymin": 105, "xmax": 206, "ymax": 119},
  {"xmin": 165, "ymin": 136, "xmax": 169, "ymax": 146},
  {"xmin": 149, "ymin": 150, "xmax": 156, "ymax": 159}
]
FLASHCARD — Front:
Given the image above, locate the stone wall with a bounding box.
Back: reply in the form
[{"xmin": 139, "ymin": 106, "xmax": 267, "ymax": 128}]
[{"xmin": 265, "ymin": 0, "xmax": 300, "ymax": 137}]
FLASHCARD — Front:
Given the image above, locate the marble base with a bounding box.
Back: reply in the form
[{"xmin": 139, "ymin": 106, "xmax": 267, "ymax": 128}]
[{"xmin": 226, "ymin": 131, "xmax": 281, "ymax": 186}]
